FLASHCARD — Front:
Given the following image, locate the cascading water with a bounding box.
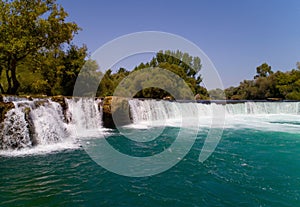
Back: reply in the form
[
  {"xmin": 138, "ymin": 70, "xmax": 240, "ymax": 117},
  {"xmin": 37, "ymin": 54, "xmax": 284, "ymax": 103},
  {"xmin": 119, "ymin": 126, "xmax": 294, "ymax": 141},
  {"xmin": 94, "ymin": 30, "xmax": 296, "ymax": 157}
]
[
  {"xmin": 0, "ymin": 106, "xmax": 32, "ymax": 150},
  {"xmin": 128, "ymin": 100, "xmax": 300, "ymax": 124},
  {"xmin": 29, "ymin": 100, "xmax": 69, "ymax": 145},
  {"xmin": 65, "ymin": 98, "xmax": 103, "ymax": 137},
  {"xmin": 128, "ymin": 99, "xmax": 300, "ymax": 132},
  {"xmin": 0, "ymin": 97, "xmax": 104, "ymax": 151},
  {"xmin": 1, "ymin": 97, "xmax": 300, "ymax": 152}
]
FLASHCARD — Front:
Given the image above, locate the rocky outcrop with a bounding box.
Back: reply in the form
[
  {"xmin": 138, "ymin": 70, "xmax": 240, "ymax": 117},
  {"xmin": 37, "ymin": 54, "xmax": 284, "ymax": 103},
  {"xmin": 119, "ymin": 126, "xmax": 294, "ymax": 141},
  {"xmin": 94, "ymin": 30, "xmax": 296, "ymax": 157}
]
[{"xmin": 102, "ymin": 96, "xmax": 132, "ymax": 128}]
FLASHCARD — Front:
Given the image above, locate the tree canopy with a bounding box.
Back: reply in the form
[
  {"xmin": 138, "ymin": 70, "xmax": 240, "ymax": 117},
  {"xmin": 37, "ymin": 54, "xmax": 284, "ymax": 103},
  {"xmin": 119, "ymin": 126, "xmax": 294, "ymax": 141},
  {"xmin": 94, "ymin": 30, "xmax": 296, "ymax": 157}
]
[
  {"xmin": 0, "ymin": 0, "xmax": 80, "ymax": 94},
  {"xmin": 96, "ymin": 50, "xmax": 209, "ymax": 99},
  {"xmin": 222, "ymin": 62, "xmax": 300, "ymax": 100}
]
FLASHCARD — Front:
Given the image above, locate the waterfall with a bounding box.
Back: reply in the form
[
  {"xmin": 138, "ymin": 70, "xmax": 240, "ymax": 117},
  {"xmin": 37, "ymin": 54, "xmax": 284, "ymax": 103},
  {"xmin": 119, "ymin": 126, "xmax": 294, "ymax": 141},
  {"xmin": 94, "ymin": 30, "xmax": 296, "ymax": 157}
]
[
  {"xmin": 0, "ymin": 106, "xmax": 32, "ymax": 150},
  {"xmin": 65, "ymin": 98, "xmax": 103, "ymax": 137},
  {"xmin": 1, "ymin": 97, "xmax": 300, "ymax": 151},
  {"xmin": 29, "ymin": 100, "xmax": 69, "ymax": 145},
  {"xmin": 128, "ymin": 100, "xmax": 300, "ymax": 124},
  {"xmin": 0, "ymin": 97, "xmax": 103, "ymax": 151},
  {"xmin": 246, "ymin": 102, "xmax": 300, "ymax": 114}
]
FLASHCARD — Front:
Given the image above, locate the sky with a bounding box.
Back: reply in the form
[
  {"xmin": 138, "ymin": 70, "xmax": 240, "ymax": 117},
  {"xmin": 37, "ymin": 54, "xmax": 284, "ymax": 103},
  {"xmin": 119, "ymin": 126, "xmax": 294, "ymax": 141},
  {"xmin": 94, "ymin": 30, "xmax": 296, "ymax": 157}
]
[{"xmin": 57, "ymin": 0, "xmax": 300, "ymax": 88}]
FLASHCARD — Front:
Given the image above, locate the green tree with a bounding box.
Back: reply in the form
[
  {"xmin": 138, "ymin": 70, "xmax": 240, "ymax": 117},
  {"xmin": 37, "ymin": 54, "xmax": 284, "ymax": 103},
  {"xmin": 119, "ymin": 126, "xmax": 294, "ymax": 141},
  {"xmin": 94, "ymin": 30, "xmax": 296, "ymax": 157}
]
[
  {"xmin": 225, "ymin": 62, "xmax": 300, "ymax": 100},
  {"xmin": 96, "ymin": 50, "xmax": 208, "ymax": 99},
  {"xmin": 209, "ymin": 88, "xmax": 226, "ymax": 100},
  {"xmin": 133, "ymin": 50, "xmax": 206, "ymax": 99},
  {"xmin": 296, "ymin": 62, "xmax": 300, "ymax": 70},
  {"xmin": 0, "ymin": 0, "xmax": 80, "ymax": 94},
  {"xmin": 58, "ymin": 45, "xmax": 88, "ymax": 96},
  {"xmin": 255, "ymin": 63, "xmax": 273, "ymax": 79}
]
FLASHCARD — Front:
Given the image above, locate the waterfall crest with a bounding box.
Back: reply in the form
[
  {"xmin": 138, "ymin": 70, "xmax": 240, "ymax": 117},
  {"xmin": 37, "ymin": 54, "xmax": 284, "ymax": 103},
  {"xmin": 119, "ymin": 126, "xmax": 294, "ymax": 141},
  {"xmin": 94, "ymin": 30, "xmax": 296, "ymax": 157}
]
[
  {"xmin": 1, "ymin": 97, "xmax": 300, "ymax": 151},
  {"xmin": 128, "ymin": 100, "xmax": 300, "ymax": 124}
]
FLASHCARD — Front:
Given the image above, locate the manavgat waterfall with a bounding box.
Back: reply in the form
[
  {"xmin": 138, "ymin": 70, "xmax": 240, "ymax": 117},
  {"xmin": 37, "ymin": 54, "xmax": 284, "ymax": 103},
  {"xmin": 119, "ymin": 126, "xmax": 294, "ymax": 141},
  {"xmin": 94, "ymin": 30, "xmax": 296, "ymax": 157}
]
[
  {"xmin": 1, "ymin": 97, "xmax": 300, "ymax": 153},
  {"xmin": 1, "ymin": 97, "xmax": 300, "ymax": 206}
]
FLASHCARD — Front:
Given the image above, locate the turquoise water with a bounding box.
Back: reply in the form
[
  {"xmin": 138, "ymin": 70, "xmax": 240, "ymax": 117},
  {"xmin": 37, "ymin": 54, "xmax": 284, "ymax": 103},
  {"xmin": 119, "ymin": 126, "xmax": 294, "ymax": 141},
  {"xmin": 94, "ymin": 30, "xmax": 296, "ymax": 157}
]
[{"xmin": 1, "ymin": 127, "xmax": 300, "ymax": 207}]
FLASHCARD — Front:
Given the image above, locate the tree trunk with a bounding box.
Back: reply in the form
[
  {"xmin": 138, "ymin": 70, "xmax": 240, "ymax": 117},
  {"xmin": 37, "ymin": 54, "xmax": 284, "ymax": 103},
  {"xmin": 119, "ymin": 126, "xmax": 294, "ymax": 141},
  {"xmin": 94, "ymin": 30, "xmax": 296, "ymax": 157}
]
[
  {"xmin": 0, "ymin": 66, "xmax": 4, "ymax": 94},
  {"xmin": 5, "ymin": 68, "xmax": 12, "ymax": 94},
  {"xmin": 10, "ymin": 58, "xmax": 20, "ymax": 94},
  {"xmin": 5, "ymin": 57, "xmax": 20, "ymax": 95},
  {"xmin": 0, "ymin": 84, "xmax": 4, "ymax": 94}
]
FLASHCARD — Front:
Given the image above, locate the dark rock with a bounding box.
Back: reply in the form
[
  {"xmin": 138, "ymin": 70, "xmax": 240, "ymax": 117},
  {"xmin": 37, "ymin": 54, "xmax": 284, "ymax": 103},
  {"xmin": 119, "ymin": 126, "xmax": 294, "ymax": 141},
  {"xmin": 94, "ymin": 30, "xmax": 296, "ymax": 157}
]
[
  {"xmin": 34, "ymin": 100, "xmax": 49, "ymax": 108},
  {"xmin": 102, "ymin": 96, "xmax": 132, "ymax": 128},
  {"xmin": 23, "ymin": 107, "xmax": 37, "ymax": 146},
  {"xmin": 0, "ymin": 102, "xmax": 14, "ymax": 123},
  {"xmin": 51, "ymin": 95, "xmax": 69, "ymax": 123}
]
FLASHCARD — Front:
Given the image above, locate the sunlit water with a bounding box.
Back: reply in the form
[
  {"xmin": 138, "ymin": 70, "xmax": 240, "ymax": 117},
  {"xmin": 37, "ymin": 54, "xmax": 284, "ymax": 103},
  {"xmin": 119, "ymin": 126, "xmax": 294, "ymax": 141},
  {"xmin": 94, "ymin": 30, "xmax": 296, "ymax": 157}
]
[{"xmin": 1, "ymin": 126, "xmax": 300, "ymax": 206}]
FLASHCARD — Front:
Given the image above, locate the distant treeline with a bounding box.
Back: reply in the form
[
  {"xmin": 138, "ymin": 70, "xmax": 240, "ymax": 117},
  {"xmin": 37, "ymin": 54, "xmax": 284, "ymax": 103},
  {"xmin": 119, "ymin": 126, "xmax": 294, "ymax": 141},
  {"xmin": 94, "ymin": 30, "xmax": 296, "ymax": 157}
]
[{"xmin": 210, "ymin": 62, "xmax": 300, "ymax": 100}]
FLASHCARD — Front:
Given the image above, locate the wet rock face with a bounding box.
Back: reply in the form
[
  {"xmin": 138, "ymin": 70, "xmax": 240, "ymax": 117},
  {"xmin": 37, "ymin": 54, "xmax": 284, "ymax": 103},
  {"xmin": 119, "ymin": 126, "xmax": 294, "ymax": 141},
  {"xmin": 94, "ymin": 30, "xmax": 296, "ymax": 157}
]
[
  {"xmin": 102, "ymin": 96, "xmax": 132, "ymax": 128},
  {"xmin": 23, "ymin": 107, "xmax": 37, "ymax": 146},
  {"xmin": 51, "ymin": 96, "xmax": 69, "ymax": 123},
  {"xmin": 51, "ymin": 96, "xmax": 67, "ymax": 110},
  {"xmin": 0, "ymin": 102, "xmax": 14, "ymax": 123}
]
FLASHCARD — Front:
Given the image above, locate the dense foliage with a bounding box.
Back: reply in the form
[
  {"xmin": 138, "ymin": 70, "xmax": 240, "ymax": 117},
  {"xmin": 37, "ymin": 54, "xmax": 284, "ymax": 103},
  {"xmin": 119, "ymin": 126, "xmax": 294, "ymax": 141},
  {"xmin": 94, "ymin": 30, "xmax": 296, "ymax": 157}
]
[
  {"xmin": 0, "ymin": 0, "xmax": 88, "ymax": 95},
  {"xmin": 210, "ymin": 63, "xmax": 300, "ymax": 100},
  {"xmin": 96, "ymin": 50, "xmax": 209, "ymax": 99},
  {"xmin": 0, "ymin": 0, "xmax": 208, "ymax": 99}
]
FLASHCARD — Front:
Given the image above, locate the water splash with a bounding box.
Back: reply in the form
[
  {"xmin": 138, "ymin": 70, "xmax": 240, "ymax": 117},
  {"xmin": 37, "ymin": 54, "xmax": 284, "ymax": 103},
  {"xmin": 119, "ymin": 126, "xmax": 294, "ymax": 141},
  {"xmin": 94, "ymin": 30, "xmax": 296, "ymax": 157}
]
[
  {"xmin": 0, "ymin": 107, "xmax": 32, "ymax": 150},
  {"xmin": 0, "ymin": 97, "xmax": 104, "ymax": 154}
]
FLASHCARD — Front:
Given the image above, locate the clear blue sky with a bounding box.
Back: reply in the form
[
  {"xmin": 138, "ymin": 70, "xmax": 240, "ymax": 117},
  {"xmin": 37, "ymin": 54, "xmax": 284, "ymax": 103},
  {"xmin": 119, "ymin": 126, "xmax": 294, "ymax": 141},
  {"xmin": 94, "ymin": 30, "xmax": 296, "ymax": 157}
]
[{"xmin": 57, "ymin": 0, "xmax": 300, "ymax": 88}]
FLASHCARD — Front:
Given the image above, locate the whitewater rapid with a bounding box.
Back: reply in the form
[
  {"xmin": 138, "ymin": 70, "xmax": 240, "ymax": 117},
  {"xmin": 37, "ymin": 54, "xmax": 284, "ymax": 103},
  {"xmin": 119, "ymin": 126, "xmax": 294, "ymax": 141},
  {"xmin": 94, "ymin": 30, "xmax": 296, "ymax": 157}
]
[
  {"xmin": 0, "ymin": 97, "xmax": 109, "ymax": 156},
  {"xmin": 128, "ymin": 99, "xmax": 300, "ymax": 132},
  {"xmin": 1, "ymin": 97, "xmax": 300, "ymax": 156}
]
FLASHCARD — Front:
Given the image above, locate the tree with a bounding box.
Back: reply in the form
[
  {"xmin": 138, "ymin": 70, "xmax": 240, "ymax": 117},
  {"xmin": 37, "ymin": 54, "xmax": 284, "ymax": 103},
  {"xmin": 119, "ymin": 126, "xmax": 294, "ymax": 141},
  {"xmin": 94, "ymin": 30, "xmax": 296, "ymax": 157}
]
[
  {"xmin": 224, "ymin": 62, "xmax": 300, "ymax": 100},
  {"xmin": 96, "ymin": 50, "xmax": 208, "ymax": 99},
  {"xmin": 0, "ymin": 0, "xmax": 80, "ymax": 94},
  {"xmin": 59, "ymin": 45, "xmax": 88, "ymax": 96},
  {"xmin": 209, "ymin": 88, "xmax": 226, "ymax": 100},
  {"xmin": 255, "ymin": 63, "xmax": 273, "ymax": 79},
  {"xmin": 132, "ymin": 51, "xmax": 206, "ymax": 99}
]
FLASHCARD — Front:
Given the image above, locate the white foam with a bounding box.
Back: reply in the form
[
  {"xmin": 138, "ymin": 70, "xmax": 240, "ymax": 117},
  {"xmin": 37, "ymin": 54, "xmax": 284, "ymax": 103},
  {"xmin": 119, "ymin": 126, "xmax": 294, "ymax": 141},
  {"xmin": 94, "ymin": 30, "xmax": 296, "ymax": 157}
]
[
  {"xmin": 128, "ymin": 100, "xmax": 300, "ymax": 133},
  {"xmin": 0, "ymin": 97, "xmax": 108, "ymax": 156},
  {"xmin": 2, "ymin": 99, "xmax": 300, "ymax": 156},
  {"xmin": 0, "ymin": 141, "xmax": 79, "ymax": 157}
]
